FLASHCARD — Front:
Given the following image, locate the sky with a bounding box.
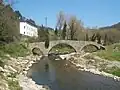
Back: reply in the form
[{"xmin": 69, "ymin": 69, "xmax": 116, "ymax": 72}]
[{"xmin": 13, "ymin": 0, "xmax": 120, "ymax": 28}]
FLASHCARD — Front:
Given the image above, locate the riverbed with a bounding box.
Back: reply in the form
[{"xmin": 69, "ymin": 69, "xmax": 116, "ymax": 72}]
[{"xmin": 27, "ymin": 56, "xmax": 120, "ymax": 90}]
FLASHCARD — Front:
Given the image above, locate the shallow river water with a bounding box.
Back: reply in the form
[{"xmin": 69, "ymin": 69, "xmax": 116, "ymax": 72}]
[{"xmin": 27, "ymin": 56, "xmax": 120, "ymax": 90}]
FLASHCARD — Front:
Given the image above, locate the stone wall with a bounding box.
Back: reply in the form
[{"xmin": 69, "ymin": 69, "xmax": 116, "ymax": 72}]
[{"xmin": 29, "ymin": 40, "xmax": 104, "ymax": 55}]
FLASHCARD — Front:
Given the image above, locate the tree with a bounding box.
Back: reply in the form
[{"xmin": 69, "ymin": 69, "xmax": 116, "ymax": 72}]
[
  {"xmin": 54, "ymin": 27, "xmax": 58, "ymax": 36},
  {"xmin": 85, "ymin": 33, "xmax": 89, "ymax": 41},
  {"xmin": 37, "ymin": 25, "xmax": 50, "ymax": 42},
  {"xmin": 103, "ymin": 34, "xmax": 107, "ymax": 46},
  {"xmin": 68, "ymin": 16, "xmax": 83, "ymax": 40},
  {"xmin": 0, "ymin": 4, "xmax": 20, "ymax": 43},
  {"xmin": 45, "ymin": 33, "xmax": 49, "ymax": 49},
  {"xmin": 62, "ymin": 21, "xmax": 67, "ymax": 40},
  {"xmin": 56, "ymin": 11, "xmax": 65, "ymax": 39},
  {"xmin": 96, "ymin": 33, "xmax": 101, "ymax": 44},
  {"xmin": 91, "ymin": 33, "xmax": 96, "ymax": 41},
  {"xmin": 15, "ymin": 10, "xmax": 22, "ymax": 19},
  {"xmin": 56, "ymin": 11, "xmax": 65, "ymax": 30},
  {"xmin": 27, "ymin": 19, "xmax": 36, "ymax": 25}
]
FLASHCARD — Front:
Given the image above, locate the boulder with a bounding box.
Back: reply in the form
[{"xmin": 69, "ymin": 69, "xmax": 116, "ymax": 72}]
[
  {"xmin": 0, "ymin": 66, "xmax": 4, "ymax": 72},
  {"xmin": 8, "ymin": 66, "xmax": 17, "ymax": 73}
]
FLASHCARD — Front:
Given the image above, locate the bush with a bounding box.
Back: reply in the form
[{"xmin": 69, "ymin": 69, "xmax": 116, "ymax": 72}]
[
  {"xmin": 7, "ymin": 79, "xmax": 22, "ymax": 90},
  {"xmin": 95, "ymin": 44, "xmax": 120, "ymax": 61},
  {"xmin": 0, "ymin": 43, "xmax": 29, "ymax": 58}
]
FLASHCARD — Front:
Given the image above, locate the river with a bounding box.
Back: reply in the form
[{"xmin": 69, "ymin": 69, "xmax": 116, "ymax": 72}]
[{"xmin": 27, "ymin": 55, "xmax": 120, "ymax": 90}]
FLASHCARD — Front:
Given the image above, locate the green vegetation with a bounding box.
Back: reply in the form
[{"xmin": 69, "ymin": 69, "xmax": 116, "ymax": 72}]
[
  {"xmin": 0, "ymin": 43, "xmax": 28, "ymax": 57},
  {"xmin": 0, "ymin": 3, "xmax": 20, "ymax": 43},
  {"xmin": 95, "ymin": 44, "xmax": 120, "ymax": 61},
  {"xmin": 0, "ymin": 43, "xmax": 28, "ymax": 67},
  {"xmin": 93, "ymin": 44, "xmax": 120, "ymax": 77},
  {"xmin": 107, "ymin": 69, "xmax": 120, "ymax": 77},
  {"xmin": 7, "ymin": 72, "xmax": 22, "ymax": 90},
  {"xmin": 102, "ymin": 66, "xmax": 120, "ymax": 77},
  {"xmin": 49, "ymin": 44, "xmax": 76, "ymax": 54},
  {"xmin": 82, "ymin": 45, "xmax": 99, "ymax": 53},
  {"xmin": 0, "ymin": 72, "xmax": 22, "ymax": 90},
  {"xmin": 7, "ymin": 79, "xmax": 22, "ymax": 90},
  {"xmin": 45, "ymin": 30, "xmax": 50, "ymax": 49}
]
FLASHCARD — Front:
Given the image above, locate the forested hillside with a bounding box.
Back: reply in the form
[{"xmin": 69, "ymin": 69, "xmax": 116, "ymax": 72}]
[
  {"xmin": 87, "ymin": 23, "xmax": 120, "ymax": 45},
  {"xmin": 0, "ymin": 3, "xmax": 20, "ymax": 43}
]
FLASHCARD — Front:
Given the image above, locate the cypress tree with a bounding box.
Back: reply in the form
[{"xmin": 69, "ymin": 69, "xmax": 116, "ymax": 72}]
[{"xmin": 62, "ymin": 21, "xmax": 67, "ymax": 40}]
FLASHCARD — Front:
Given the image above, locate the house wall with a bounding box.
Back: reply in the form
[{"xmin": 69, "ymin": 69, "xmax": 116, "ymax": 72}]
[{"xmin": 20, "ymin": 22, "xmax": 38, "ymax": 37}]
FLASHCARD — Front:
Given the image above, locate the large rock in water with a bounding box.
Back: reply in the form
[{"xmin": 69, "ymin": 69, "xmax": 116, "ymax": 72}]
[{"xmin": 32, "ymin": 47, "xmax": 43, "ymax": 56}]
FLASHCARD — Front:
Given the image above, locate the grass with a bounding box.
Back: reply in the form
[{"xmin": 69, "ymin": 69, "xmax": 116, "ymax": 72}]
[
  {"xmin": 0, "ymin": 42, "xmax": 29, "ymax": 57},
  {"xmin": 7, "ymin": 79, "xmax": 22, "ymax": 90},
  {"xmin": 0, "ymin": 42, "xmax": 28, "ymax": 90},
  {"xmin": 111, "ymin": 70, "xmax": 120, "ymax": 77},
  {"xmin": 50, "ymin": 44, "xmax": 75, "ymax": 55},
  {"xmin": 94, "ymin": 43, "xmax": 120, "ymax": 77},
  {"xmin": 103, "ymin": 67, "xmax": 120, "ymax": 77},
  {"xmin": 82, "ymin": 45, "xmax": 98, "ymax": 53},
  {"xmin": 0, "ymin": 42, "xmax": 29, "ymax": 66},
  {"xmin": 94, "ymin": 43, "xmax": 120, "ymax": 61},
  {"xmin": 0, "ymin": 72, "xmax": 22, "ymax": 90},
  {"xmin": 51, "ymin": 47, "xmax": 75, "ymax": 54}
]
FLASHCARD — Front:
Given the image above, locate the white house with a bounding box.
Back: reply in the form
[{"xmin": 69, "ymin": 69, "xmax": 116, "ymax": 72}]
[{"xmin": 20, "ymin": 20, "xmax": 38, "ymax": 37}]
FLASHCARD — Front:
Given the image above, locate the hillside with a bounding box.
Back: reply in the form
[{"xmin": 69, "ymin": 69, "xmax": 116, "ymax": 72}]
[
  {"xmin": 0, "ymin": 3, "xmax": 20, "ymax": 43},
  {"xmin": 100, "ymin": 22, "xmax": 120, "ymax": 30},
  {"xmin": 86, "ymin": 22, "xmax": 120, "ymax": 45}
]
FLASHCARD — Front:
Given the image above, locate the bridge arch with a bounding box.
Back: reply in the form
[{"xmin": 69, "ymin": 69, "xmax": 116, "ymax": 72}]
[
  {"xmin": 48, "ymin": 43, "xmax": 76, "ymax": 55},
  {"xmin": 32, "ymin": 47, "xmax": 43, "ymax": 56},
  {"xmin": 29, "ymin": 40, "xmax": 105, "ymax": 55},
  {"xmin": 80, "ymin": 44, "xmax": 100, "ymax": 53}
]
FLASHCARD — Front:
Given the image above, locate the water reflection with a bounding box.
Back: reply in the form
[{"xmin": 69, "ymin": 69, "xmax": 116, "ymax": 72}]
[{"xmin": 27, "ymin": 55, "xmax": 120, "ymax": 90}]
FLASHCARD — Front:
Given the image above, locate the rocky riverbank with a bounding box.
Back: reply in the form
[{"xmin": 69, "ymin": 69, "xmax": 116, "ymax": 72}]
[
  {"xmin": 0, "ymin": 54, "xmax": 48, "ymax": 90},
  {"xmin": 59, "ymin": 53, "xmax": 120, "ymax": 81}
]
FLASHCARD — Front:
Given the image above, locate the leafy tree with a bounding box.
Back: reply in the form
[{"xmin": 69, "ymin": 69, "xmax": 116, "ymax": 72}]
[
  {"xmin": 0, "ymin": 4, "xmax": 20, "ymax": 43},
  {"xmin": 37, "ymin": 25, "xmax": 48, "ymax": 42},
  {"xmin": 55, "ymin": 27, "xmax": 58, "ymax": 36},
  {"xmin": 62, "ymin": 21, "xmax": 67, "ymax": 40},
  {"xmin": 85, "ymin": 33, "xmax": 89, "ymax": 41},
  {"xmin": 15, "ymin": 10, "xmax": 22, "ymax": 19},
  {"xmin": 45, "ymin": 33, "xmax": 49, "ymax": 49}
]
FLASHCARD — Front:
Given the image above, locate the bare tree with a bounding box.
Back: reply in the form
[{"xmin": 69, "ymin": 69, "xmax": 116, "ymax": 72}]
[
  {"xmin": 68, "ymin": 16, "xmax": 83, "ymax": 40},
  {"xmin": 56, "ymin": 11, "xmax": 65, "ymax": 30}
]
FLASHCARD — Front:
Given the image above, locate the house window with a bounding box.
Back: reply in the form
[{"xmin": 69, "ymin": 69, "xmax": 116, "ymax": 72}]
[
  {"xmin": 24, "ymin": 26, "xmax": 25, "ymax": 29},
  {"xmin": 24, "ymin": 32, "xmax": 25, "ymax": 34}
]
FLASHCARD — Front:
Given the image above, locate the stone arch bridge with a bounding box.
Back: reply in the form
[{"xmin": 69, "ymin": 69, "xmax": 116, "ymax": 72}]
[{"xmin": 29, "ymin": 40, "xmax": 105, "ymax": 55}]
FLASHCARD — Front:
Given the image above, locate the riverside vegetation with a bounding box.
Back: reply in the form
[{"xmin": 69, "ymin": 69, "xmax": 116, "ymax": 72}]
[
  {"xmin": 0, "ymin": 42, "xmax": 48, "ymax": 90},
  {"xmin": 94, "ymin": 43, "xmax": 120, "ymax": 77},
  {"xmin": 0, "ymin": 43, "xmax": 28, "ymax": 90},
  {"xmin": 0, "ymin": 1, "xmax": 120, "ymax": 89}
]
